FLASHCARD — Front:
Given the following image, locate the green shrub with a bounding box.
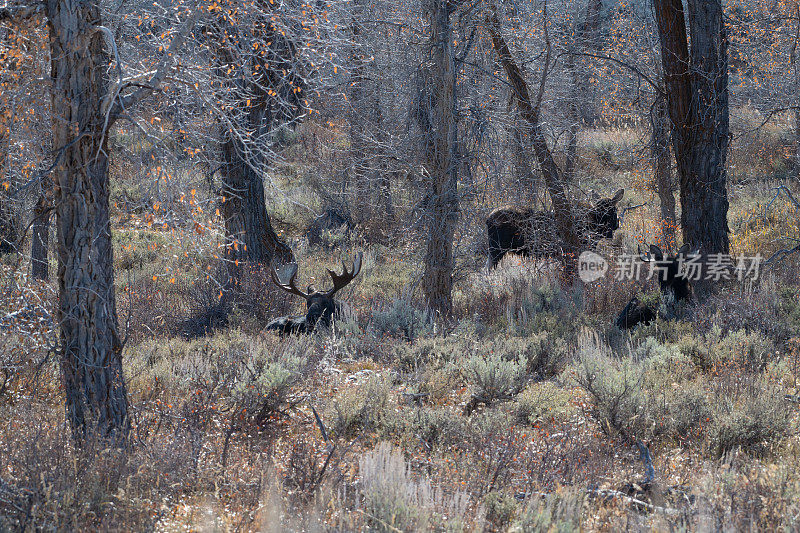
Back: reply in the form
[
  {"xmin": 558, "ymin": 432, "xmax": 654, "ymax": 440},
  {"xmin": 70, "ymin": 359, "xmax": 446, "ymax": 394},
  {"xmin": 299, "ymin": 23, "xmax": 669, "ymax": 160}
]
[
  {"xmin": 460, "ymin": 350, "xmax": 527, "ymax": 409},
  {"xmin": 409, "ymin": 407, "xmax": 466, "ymax": 449},
  {"xmin": 574, "ymin": 332, "xmax": 708, "ymax": 443},
  {"xmin": 326, "ymin": 374, "xmax": 390, "ymax": 439},
  {"xmin": 358, "ymin": 443, "xmax": 468, "ymax": 532},
  {"xmin": 394, "ymin": 336, "xmax": 466, "ymax": 372},
  {"xmin": 514, "ymin": 381, "xmax": 575, "ymax": 426},
  {"xmin": 372, "ymin": 298, "xmax": 434, "ymax": 341},
  {"xmin": 510, "ymin": 489, "xmax": 584, "ymax": 532},
  {"xmin": 710, "ymin": 328, "xmax": 776, "ymax": 372},
  {"xmin": 484, "ymin": 491, "xmax": 517, "ymax": 528},
  {"xmin": 708, "ymin": 382, "xmax": 789, "ymax": 457},
  {"xmin": 678, "ymin": 334, "xmax": 713, "ymax": 370}
]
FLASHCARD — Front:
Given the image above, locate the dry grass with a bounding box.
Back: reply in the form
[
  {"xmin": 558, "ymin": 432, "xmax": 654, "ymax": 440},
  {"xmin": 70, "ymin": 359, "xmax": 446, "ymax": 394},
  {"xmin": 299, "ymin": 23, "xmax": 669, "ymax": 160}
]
[{"xmin": 2, "ymin": 117, "xmax": 800, "ymax": 531}]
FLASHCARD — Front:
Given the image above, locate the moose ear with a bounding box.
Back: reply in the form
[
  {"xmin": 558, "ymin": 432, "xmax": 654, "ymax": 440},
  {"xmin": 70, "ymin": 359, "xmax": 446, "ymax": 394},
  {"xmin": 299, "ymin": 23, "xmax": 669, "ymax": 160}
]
[
  {"xmin": 638, "ymin": 244, "xmax": 652, "ymax": 262},
  {"xmin": 676, "ymin": 243, "xmax": 691, "ymax": 256},
  {"xmin": 610, "ymin": 189, "xmax": 624, "ymax": 204},
  {"xmin": 649, "ymin": 244, "xmax": 664, "ymax": 260}
]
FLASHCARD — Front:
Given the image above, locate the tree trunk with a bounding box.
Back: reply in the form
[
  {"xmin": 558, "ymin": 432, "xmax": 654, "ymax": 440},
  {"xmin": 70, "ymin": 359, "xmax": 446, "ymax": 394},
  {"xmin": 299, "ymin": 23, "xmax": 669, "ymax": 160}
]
[
  {"xmin": 651, "ymin": 95, "xmax": 676, "ymax": 245},
  {"xmin": 0, "ymin": 27, "xmax": 17, "ymax": 255},
  {"xmin": 510, "ymin": 119, "xmax": 538, "ymax": 203},
  {"xmin": 563, "ymin": 0, "xmax": 604, "ymax": 181},
  {"xmin": 47, "ymin": 0, "xmax": 129, "ymax": 440},
  {"xmin": 30, "ymin": 191, "xmax": 51, "ymax": 280},
  {"xmin": 220, "ymin": 126, "xmax": 294, "ymax": 271},
  {"xmin": 374, "ymin": 95, "xmax": 394, "ymax": 223},
  {"xmin": 653, "ymin": 0, "xmax": 730, "ymax": 254},
  {"xmin": 488, "ymin": 11, "xmax": 581, "ymax": 277},
  {"xmin": 347, "ymin": 0, "xmax": 371, "ymax": 218},
  {"xmin": 794, "ymin": 107, "xmax": 800, "ymax": 175},
  {"xmin": 419, "ymin": 0, "xmax": 459, "ymax": 316},
  {"xmin": 0, "ymin": 186, "xmax": 15, "ymax": 255}
]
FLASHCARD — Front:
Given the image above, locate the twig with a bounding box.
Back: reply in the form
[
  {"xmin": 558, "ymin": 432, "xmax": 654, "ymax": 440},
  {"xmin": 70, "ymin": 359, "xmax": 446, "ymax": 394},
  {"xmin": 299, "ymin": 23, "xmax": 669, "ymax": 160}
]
[{"xmin": 619, "ymin": 202, "xmax": 647, "ymax": 225}]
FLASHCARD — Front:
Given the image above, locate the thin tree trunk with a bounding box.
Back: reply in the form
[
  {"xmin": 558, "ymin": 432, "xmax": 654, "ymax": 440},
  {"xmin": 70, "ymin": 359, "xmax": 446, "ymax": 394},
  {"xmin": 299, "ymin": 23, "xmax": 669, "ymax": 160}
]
[
  {"xmin": 374, "ymin": 95, "xmax": 394, "ymax": 222},
  {"xmin": 0, "ymin": 26, "xmax": 17, "ymax": 255},
  {"xmin": 564, "ymin": 0, "xmax": 603, "ymax": 181},
  {"xmin": 488, "ymin": 10, "xmax": 581, "ymax": 277},
  {"xmin": 653, "ymin": 0, "xmax": 730, "ymax": 254},
  {"xmin": 419, "ymin": 0, "xmax": 459, "ymax": 316},
  {"xmin": 794, "ymin": 107, "xmax": 800, "ymax": 175},
  {"xmin": 30, "ymin": 191, "xmax": 50, "ymax": 280},
  {"xmin": 510, "ymin": 119, "xmax": 538, "ymax": 203},
  {"xmin": 652, "ymin": 95, "xmax": 676, "ymax": 245},
  {"xmin": 47, "ymin": 0, "xmax": 129, "ymax": 440},
  {"xmin": 348, "ymin": 0, "xmax": 370, "ymax": 217}
]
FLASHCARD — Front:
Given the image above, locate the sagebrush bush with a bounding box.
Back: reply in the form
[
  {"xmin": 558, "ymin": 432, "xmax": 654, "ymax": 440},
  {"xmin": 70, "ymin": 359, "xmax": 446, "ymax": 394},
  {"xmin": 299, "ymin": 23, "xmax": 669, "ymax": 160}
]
[
  {"xmin": 484, "ymin": 490, "xmax": 518, "ymax": 528},
  {"xmin": 326, "ymin": 374, "xmax": 390, "ymax": 439},
  {"xmin": 514, "ymin": 381, "xmax": 576, "ymax": 427},
  {"xmin": 128, "ymin": 331, "xmax": 310, "ymax": 429},
  {"xmin": 394, "ymin": 336, "xmax": 466, "ymax": 372},
  {"xmin": 371, "ymin": 297, "xmax": 434, "ymax": 341},
  {"xmin": 709, "ymin": 327, "xmax": 776, "ymax": 372},
  {"xmin": 708, "ymin": 381, "xmax": 789, "ymax": 457},
  {"xmin": 574, "ymin": 331, "xmax": 708, "ymax": 442},
  {"xmin": 358, "ymin": 443, "xmax": 468, "ymax": 532},
  {"xmin": 460, "ymin": 349, "xmax": 527, "ymax": 411},
  {"xmin": 408, "ymin": 406, "xmax": 466, "ymax": 449},
  {"xmin": 510, "ymin": 489, "xmax": 585, "ymax": 532}
]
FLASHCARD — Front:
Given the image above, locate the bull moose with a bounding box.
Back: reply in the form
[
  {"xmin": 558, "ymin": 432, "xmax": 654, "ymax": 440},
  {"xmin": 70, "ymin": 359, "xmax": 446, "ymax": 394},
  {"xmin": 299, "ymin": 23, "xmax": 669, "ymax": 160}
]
[
  {"xmin": 266, "ymin": 252, "xmax": 362, "ymax": 335},
  {"xmin": 615, "ymin": 243, "xmax": 696, "ymax": 329},
  {"xmin": 486, "ymin": 189, "xmax": 624, "ymax": 269}
]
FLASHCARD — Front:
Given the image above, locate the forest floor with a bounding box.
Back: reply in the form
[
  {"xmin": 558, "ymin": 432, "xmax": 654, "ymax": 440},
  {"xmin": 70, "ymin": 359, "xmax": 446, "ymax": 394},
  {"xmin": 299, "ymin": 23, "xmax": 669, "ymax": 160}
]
[{"xmin": 2, "ymin": 125, "xmax": 800, "ymax": 531}]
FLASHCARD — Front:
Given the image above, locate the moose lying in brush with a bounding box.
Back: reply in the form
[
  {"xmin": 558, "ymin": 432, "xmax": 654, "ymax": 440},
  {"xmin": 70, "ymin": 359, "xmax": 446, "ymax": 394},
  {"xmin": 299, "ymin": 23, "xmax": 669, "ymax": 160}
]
[
  {"xmin": 486, "ymin": 189, "xmax": 624, "ymax": 268},
  {"xmin": 615, "ymin": 244, "xmax": 697, "ymax": 330},
  {"xmin": 266, "ymin": 252, "xmax": 362, "ymax": 335}
]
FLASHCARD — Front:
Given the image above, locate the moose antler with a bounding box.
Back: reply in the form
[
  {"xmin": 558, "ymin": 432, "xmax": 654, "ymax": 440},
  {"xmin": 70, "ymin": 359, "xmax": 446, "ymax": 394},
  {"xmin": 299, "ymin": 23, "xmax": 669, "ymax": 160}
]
[
  {"xmin": 271, "ymin": 263, "xmax": 313, "ymax": 301},
  {"xmin": 324, "ymin": 252, "xmax": 363, "ymax": 297}
]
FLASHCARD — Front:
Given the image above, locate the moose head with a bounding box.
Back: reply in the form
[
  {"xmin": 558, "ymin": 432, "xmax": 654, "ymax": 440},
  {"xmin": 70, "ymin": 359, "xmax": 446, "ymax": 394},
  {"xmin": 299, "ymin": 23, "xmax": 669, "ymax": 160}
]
[
  {"xmin": 486, "ymin": 189, "xmax": 624, "ymax": 269},
  {"xmin": 266, "ymin": 252, "xmax": 363, "ymax": 335},
  {"xmin": 586, "ymin": 188, "xmax": 625, "ymax": 240},
  {"xmin": 615, "ymin": 243, "xmax": 698, "ymax": 329}
]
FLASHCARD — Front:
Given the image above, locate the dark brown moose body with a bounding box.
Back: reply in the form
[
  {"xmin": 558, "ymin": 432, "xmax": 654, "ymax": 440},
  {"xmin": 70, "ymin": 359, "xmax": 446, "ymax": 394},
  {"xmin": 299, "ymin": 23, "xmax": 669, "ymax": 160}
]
[{"xmin": 486, "ymin": 189, "xmax": 624, "ymax": 268}]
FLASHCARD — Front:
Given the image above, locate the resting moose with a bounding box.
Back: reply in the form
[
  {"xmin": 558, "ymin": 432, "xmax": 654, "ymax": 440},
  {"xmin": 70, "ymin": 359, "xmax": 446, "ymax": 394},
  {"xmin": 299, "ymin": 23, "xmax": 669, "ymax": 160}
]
[
  {"xmin": 615, "ymin": 244, "xmax": 696, "ymax": 330},
  {"xmin": 486, "ymin": 189, "xmax": 624, "ymax": 269},
  {"xmin": 266, "ymin": 252, "xmax": 362, "ymax": 335}
]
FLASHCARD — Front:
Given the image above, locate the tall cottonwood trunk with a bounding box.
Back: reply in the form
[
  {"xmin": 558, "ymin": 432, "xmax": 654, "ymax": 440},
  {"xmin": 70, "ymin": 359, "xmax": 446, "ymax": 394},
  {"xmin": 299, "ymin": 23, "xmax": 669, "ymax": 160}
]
[
  {"xmin": 652, "ymin": 95, "xmax": 676, "ymax": 245},
  {"xmin": 220, "ymin": 124, "xmax": 294, "ymax": 272},
  {"xmin": 653, "ymin": 0, "xmax": 730, "ymax": 254},
  {"xmin": 419, "ymin": 0, "xmax": 459, "ymax": 316},
  {"xmin": 488, "ymin": 11, "xmax": 581, "ymax": 278},
  {"xmin": 30, "ymin": 191, "xmax": 51, "ymax": 280},
  {"xmin": 47, "ymin": 0, "xmax": 129, "ymax": 440}
]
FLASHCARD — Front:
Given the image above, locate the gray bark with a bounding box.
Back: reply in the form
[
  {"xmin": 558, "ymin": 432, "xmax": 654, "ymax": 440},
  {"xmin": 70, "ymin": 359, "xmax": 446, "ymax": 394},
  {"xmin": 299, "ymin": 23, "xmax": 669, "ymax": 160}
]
[
  {"xmin": 419, "ymin": 0, "xmax": 459, "ymax": 315},
  {"xmin": 651, "ymin": 95, "xmax": 676, "ymax": 244},
  {"xmin": 47, "ymin": 0, "xmax": 129, "ymax": 440},
  {"xmin": 653, "ymin": 0, "xmax": 730, "ymax": 254}
]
